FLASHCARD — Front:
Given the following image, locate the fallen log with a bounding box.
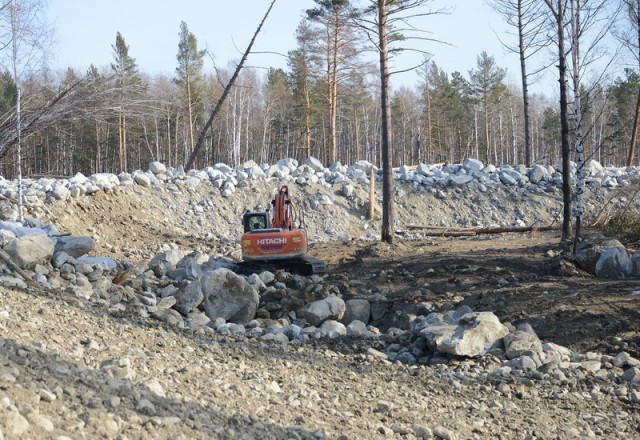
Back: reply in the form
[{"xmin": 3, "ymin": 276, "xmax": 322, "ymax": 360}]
[{"xmin": 403, "ymin": 224, "xmax": 560, "ymax": 237}]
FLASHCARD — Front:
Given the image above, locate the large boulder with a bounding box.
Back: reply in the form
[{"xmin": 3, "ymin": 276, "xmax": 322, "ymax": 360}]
[
  {"xmin": 304, "ymin": 156, "xmax": 325, "ymax": 172},
  {"xmin": 596, "ymin": 247, "xmax": 632, "ymax": 279},
  {"xmin": 202, "ymin": 268, "xmax": 259, "ymax": 324},
  {"xmin": 134, "ymin": 173, "xmax": 151, "ymax": 187},
  {"xmin": 575, "ymin": 235, "xmax": 626, "ymax": 275},
  {"xmin": 149, "ymin": 249, "xmax": 186, "ymax": 277},
  {"xmin": 4, "ymin": 235, "xmax": 55, "ymax": 269},
  {"xmin": 148, "ymin": 161, "xmax": 167, "ymax": 175},
  {"xmin": 77, "ymin": 256, "xmax": 118, "ymax": 272},
  {"xmin": 504, "ymin": 330, "xmax": 543, "ymax": 359},
  {"xmin": 172, "ymin": 280, "xmax": 204, "ymax": 315},
  {"xmin": 528, "ymin": 164, "xmax": 548, "ymax": 184},
  {"xmin": 51, "ymin": 184, "xmax": 71, "ymax": 200},
  {"xmin": 447, "ymin": 174, "xmax": 474, "ymax": 186},
  {"xmin": 412, "ymin": 311, "xmax": 461, "ymax": 350},
  {"xmin": 297, "ymin": 295, "xmax": 345, "ymax": 326},
  {"xmin": 54, "ymin": 235, "xmax": 95, "ymax": 258},
  {"xmin": 463, "ymin": 158, "xmax": 484, "ymax": 174},
  {"xmin": 340, "ymin": 299, "xmax": 371, "ymax": 325},
  {"xmin": 437, "ymin": 311, "xmax": 509, "ymax": 357}
]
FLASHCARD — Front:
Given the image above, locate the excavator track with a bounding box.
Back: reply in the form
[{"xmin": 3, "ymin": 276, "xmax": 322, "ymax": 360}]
[{"xmin": 236, "ymin": 256, "xmax": 327, "ymax": 276}]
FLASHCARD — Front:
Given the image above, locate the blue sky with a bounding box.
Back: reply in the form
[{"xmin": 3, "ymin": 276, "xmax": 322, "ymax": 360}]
[{"xmin": 46, "ymin": 0, "xmax": 552, "ymax": 93}]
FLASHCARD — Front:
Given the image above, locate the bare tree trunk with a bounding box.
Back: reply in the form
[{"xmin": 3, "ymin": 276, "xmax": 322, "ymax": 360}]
[
  {"xmin": 304, "ymin": 77, "xmax": 312, "ymax": 158},
  {"xmin": 377, "ymin": 0, "xmax": 394, "ymax": 244},
  {"xmin": 518, "ymin": 0, "xmax": 533, "ymax": 166},
  {"xmin": 16, "ymin": 86, "xmax": 23, "ymax": 221},
  {"xmin": 627, "ymin": 0, "xmax": 640, "ymax": 167},
  {"xmin": 330, "ymin": 23, "xmax": 339, "ymax": 164},
  {"xmin": 483, "ymin": 94, "xmax": 490, "ymax": 163},
  {"xmin": 557, "ymin": 4, "xmax": 572, "ymax": 243},
  {"xmin": 186, "ymin": 73, "xmax": 195, "ymax": 153},
  {"xmin": 571, "ymin": 0, "xmax": 585, "ymax": 251},
  {"xmin": 95, "ymin": 120, "xmax": 101, "ymax": 172}
]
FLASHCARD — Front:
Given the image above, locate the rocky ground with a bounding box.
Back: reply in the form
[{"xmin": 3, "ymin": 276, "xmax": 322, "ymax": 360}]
[{"xmin": 1, "ymin": 160, "xmax": 640, "ymax": 439}]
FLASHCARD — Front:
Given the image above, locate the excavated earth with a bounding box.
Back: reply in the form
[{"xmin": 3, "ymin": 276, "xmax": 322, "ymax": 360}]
[{"xmin": 1, "ymin": 177, "xmax": 640, "ymax": 439}]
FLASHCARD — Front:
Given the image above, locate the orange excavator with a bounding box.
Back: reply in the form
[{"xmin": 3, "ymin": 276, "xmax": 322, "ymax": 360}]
[{"xmin": 238, "ymin": 185, "xmax": 327, "ymax": 275}]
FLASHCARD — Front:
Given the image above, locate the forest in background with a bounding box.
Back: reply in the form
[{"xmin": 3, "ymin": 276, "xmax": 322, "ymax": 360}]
[{"xmin": 0, "ymin": 0, "xmax": 639, "ymax": 179}]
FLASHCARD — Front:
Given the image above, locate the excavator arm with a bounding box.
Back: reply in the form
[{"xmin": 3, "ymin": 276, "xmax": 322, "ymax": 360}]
[{"xmin": 272, "ymin": 185, "xmax": 293, "ymax": 230}]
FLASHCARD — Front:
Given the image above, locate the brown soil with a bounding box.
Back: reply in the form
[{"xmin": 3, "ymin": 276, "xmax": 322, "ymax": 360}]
[
  {"xmin": 1, "ymin": 182, "xmax": 638, "ymax": 439},
  {"xmin": 312, "ymin": 231, "xmax": 640, "ymax": 358}
]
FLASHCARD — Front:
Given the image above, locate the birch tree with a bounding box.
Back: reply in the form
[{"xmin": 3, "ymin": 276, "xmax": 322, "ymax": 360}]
[
  {"xmin": 0, "ymin": 0, "xmax": 51, "ymax": 220},
  {"xmin": 568, "ymin": 0, "xmax": 619, "ymax": 247}
]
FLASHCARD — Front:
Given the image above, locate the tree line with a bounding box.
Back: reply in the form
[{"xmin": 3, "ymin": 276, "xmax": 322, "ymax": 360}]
[{"xmin": 0, "ymin": 0, "xmax": 637, "ymax": 182}]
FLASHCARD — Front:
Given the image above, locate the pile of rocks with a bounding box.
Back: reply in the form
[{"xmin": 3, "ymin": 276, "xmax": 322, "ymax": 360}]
[
  {"xmin": 0, "ymin": 156, "xmax": 637, "ymax": 219},
  {"xmin": 1, "ymin": 218, "xmax": 638, "ymax": 410}
]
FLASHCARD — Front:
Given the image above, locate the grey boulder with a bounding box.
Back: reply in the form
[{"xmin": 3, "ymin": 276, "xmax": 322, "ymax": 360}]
[
  {"xmin": 202, "ymin": 268, "xmax": 259, "ymax": 324},
  {"xmin": 4, "ymin": 235, "xmax": 55, "ymax": 269},
  {"xmin": 297, "ymin": 295, "xmax": 345, "ymax": 327},
  {"xmin": 438, "ymin": 312, "xmax": 510, "ymax": 357},
  {"xmin": 54, "ymin": 235, "xmax": 95, "ymax": 258}
]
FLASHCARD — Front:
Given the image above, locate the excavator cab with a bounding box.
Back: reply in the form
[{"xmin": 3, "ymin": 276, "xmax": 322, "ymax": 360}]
[{"xmin": 243, "ymin": 212, "xmax": 269, "ymax": 233}]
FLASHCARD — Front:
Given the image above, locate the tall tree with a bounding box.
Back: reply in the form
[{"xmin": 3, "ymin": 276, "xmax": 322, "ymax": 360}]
[
  {"xmin": 567, "ymin": 0, "xmax": 619, "ymax": 248},
  {"xmin": 469, "ymin": 51, "xmax": 508, "ymax": 164},
  {"xmin": 490, "ymin": 0, "xmax": 550, "ymax": 166},
  {"xmin": 288, "ymin": 20, "xmax": 322, "ymax": 159},
  {"xmin": 111, "ymin": 31, "xmax": 139, "ymax": 172},
  {"xmin": 570, "ymin": 0, "xmax": 586, "ymax": 249},
  {"xmin": 354, "ymin": 0, "xmax": 441, "ymax": 244},
  {"xmin": 307, "ymin": 0, "xmax": 358, "ymax": 165},
  {"xmin": 543, "ymin": 0, "xmax": 572, "ymax": 243},
  {"xmin": 175, "ymin": 21, "xmax": 206, "ymax": 159}
]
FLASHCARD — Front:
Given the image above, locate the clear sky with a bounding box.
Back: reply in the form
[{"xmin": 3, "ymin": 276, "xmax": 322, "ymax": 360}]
[{"xmin": 45, "ymin": 0, "xmax": 553, "ymax": 93}]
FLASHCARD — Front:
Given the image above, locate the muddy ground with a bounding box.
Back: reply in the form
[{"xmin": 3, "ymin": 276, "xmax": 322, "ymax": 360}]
[{"xmin": 312, "ymin": 232, "xmax": 640, "ymax": 358}]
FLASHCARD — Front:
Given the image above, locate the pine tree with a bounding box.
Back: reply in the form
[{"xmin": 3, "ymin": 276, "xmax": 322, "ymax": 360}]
[
  {"xmin": 175, "ymin": 21, "xmax": 206, "ymax": 161},
  {"xmin": 469, "ymin": 52, "xmax": 508, "ymax": 164},
  {"xmin": 111, "ymin": 31, "xmax": 139, "ymax": 172}
]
